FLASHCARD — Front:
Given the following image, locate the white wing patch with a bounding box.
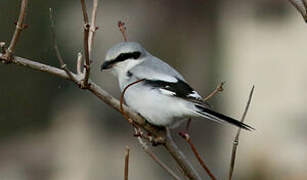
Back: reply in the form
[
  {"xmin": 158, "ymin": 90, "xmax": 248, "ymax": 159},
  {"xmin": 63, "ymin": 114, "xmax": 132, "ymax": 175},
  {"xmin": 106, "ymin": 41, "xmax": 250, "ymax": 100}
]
[
  {"xmin": 187, "ymin": 91, "xmax": 202, "ymax": 99},
  {"xmin": 159, "ymin": 88, "xmax": 176, "ymax": 96}
]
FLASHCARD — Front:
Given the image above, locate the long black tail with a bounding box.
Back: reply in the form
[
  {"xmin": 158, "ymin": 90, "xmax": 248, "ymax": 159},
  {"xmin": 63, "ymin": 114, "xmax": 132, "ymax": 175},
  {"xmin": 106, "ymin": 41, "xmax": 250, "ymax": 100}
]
[{"xmin": 195, "ymin": 105, "xmax": 254, "ymax": 130}]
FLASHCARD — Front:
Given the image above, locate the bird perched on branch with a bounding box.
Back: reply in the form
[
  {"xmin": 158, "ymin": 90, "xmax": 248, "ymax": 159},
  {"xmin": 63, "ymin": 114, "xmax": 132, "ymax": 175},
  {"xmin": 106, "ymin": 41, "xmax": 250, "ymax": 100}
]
[{"xmin": 101, "ymin": 42, "xmax": 253, "ymax": 130}]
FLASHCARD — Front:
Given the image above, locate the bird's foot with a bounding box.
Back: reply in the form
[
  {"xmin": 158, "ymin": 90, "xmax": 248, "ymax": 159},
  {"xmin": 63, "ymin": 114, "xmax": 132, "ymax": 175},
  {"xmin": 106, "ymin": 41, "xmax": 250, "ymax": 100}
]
[{"xmin": 133, "ymin": 128, "xmax": 165, "ymax": 146}]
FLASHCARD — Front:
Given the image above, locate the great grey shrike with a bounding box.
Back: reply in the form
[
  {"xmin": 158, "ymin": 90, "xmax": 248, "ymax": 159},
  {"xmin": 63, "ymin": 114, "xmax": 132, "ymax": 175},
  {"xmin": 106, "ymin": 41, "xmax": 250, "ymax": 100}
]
[{"xmin": 101, "ymin": 42, "xmax": 253, "ymax": 130}]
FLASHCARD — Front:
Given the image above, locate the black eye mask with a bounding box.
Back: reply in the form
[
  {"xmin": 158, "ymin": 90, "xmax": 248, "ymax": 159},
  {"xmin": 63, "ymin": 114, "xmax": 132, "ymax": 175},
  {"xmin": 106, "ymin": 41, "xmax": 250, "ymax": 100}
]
[{"xmin": 101, "ymin": 51, "xmax": 141, "ymax": 70}]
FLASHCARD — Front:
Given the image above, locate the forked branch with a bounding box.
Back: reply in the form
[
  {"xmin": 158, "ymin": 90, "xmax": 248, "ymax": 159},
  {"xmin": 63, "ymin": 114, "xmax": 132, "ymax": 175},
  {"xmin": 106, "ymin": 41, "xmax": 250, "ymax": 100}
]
[
  {"xmin": 204, "ymin": 81, "xmax": 225, "ymax": 101},
  {"xmin": 0, "ymin": 1, "xmax": 253, "ymax": 180},
  {"xmin": 49, "ymin": 8, "xmax": 79, "ymax": 84},
  {"xmin": 2, "ymin": 0, "xmax": 28, "ymax": 61},
  {"xmin": 80, "ymin": 0, "xmax": 91, "ymax": 87}
]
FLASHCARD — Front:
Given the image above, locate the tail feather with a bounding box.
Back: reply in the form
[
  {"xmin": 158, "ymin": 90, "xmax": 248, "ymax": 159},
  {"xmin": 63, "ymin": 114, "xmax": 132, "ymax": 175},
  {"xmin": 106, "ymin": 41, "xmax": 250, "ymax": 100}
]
[{"xmin": 195, "ymin": 105, "xmax": 254, "ymax": 130}]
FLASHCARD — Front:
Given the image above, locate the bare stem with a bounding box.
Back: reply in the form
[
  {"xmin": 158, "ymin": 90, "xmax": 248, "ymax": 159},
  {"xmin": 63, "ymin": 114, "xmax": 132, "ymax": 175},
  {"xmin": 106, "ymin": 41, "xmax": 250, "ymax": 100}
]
[
  {"xmin": 80, "ymin": 0, "xmax": 91, "ymax": 87},
  {"xmin": 118, "ymin": 21, "xmax": 128, "ymax": 42},
  {"xmin": 2, "ymin": 0, "xmax": 28, "ymax": 60},
  {"xmin": 120, "ymin": 79, "xmax": 145, "ymax": 124},
  {"xmin": 204, "ymin": 81, "xmax": 225, "ymax": 101},
  {"xmin": 124, "ymin": 146, "xmax": 130, "ymax": 180},
  {"xmin": 228, "ymin": 86, "xmax": 255, "ymax": 180},
  {"xmin": 165, "ymin": 128, "xmax": 202, "ymax": 180},
  {"xmin": 77, "ymin": 52, "xmax": 83, "ymax": 75},
  {"xmin": 179, "ymin": 132, "xmax": 216, "ymax": 180},
  {"xmin": 288, "ymin": 0, "xmax": 307, "ymax": 22},
  {"xmin": 136, "ymin": 129, "xmax": 181, "ymax": 180},
  {"xmin": 88, "ymin": 0, "xmax": 99, "ymax": 55},
  {"xmin": 49, "ymin": 8, "xmax": 79, "ymax": 84}
]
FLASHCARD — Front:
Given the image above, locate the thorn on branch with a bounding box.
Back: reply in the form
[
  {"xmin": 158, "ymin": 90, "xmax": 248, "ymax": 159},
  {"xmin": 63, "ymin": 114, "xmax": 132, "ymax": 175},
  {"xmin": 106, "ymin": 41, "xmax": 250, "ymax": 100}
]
[
  {"xmin": 14, "ymin": 22, "xmax": 28, "ymax": 29},
  {"xmin": 118, "ymin": 21, "xmax": 128, "ymax": 42}
]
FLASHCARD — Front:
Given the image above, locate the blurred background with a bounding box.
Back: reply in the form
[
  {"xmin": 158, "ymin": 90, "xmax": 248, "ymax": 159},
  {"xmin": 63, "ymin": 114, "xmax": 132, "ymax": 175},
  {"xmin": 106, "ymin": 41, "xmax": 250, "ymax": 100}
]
[{"xmin": 0, "ymin": 0, "xmax": 306, "ymax": 179}]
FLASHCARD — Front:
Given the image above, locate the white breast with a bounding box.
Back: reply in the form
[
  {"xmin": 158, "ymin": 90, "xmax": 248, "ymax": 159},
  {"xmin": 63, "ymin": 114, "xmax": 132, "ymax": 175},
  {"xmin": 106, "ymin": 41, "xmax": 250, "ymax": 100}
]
[{"xmin": 123, "ymin": 83, "xmax": 193, "ymax": 127}]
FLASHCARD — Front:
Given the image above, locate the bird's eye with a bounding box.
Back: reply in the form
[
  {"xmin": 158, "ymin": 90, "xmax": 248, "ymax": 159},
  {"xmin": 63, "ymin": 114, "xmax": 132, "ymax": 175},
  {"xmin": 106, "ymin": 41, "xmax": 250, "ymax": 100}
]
[{"xmin": 132, "ymin": 52, "xmax": 141, "ymax": 59}]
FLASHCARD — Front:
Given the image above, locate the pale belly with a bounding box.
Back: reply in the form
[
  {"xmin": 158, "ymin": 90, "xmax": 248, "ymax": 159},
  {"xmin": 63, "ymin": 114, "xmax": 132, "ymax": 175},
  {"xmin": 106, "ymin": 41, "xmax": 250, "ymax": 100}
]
[{"xmin": 123, "ymin": 85, "xmax": 192, "ymax": 127}]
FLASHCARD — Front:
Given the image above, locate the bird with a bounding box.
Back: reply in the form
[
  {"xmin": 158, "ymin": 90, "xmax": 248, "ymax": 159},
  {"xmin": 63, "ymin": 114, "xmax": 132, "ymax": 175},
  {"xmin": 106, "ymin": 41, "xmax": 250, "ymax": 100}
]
[{"xmin": 101, "ymin": 42, "xmax": 253, "ymax": 130}]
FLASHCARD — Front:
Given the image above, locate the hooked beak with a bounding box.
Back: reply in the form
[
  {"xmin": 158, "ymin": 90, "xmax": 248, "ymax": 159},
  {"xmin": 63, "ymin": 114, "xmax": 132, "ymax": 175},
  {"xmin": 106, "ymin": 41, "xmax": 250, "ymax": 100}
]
[{"xmin": 100, "ymin": 61, "xmax": 112, "ymax": 71}]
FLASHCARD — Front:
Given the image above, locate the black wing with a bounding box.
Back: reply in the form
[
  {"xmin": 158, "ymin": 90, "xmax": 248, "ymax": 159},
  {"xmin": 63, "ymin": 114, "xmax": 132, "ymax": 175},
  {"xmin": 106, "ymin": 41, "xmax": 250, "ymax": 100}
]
[{"xmin": 143, "ymin": 78, "xmax": 204, "ymax": 102}]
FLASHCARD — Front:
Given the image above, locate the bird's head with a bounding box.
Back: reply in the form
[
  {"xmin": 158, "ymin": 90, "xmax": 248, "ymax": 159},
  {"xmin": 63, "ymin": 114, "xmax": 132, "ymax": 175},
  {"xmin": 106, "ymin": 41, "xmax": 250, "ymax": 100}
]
[{"xmin": 101, "ymin": 42, "xmax": 146, "ymax": 77}]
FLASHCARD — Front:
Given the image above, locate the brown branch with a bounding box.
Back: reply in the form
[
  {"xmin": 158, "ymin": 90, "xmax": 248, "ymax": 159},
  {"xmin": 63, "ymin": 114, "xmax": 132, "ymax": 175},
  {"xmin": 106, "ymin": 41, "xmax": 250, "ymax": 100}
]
[
  {"xmin": 77, "ymin": 52, "xmax": 83, "ymax": 75},
  {"xmin": 0, "ymin": 52, "xmax": 202, "ymax": 180},
  {"xmin": 0, "ymin": 3, "xmax": 203, "ymax": 178},
  {"xmin": 120, "ymin": 79, "xmax": 145, "ymax": 124},
  {"xmin": 0, "ymin": 42, "xmax": 6, "ymax": 54},
  {"xmin": 80, "ymin": 0, "xmax": 91, "ymax": 88},
  {"xmin": 119, "ymin": 80, "xmax": 168, "ymax": 145},
  {"xmin": 179, "ymin": 132, "xmax": 216, "ymax": 180},
  {"xmin": 204, "ymin": 81, "xmax": 225, "ymax": 101},
  {"xmin": 228, "ymin": 86, "xmax": 255, "ymax": 180},
  {"xmin": 80, "ymin": 0, "xmax": 89, "ymax": 24},
  {"xmin": 288, "ymin": 0, "xmax": 307, "ymax": 22},
  {"xmin": 2, "ymin": 0, "xmax": 28, "ymax": 61},
  {"xmin": 135, "ymin": 128, "xmax": 181, "ymax": 180},
  {"xmin": 49, "ymin": 8, "xmax": 79, "ymax": 84},
  {"xmin": 88, "ymin": 0, "xmax": 99, "ymax": 55},
  {"xmin": 165, "ymin": 128, "xmax": 202, "ymax": 180},
  {"xmin": 118, "ymin": 21, "xmax": 128, "ymax": 42},
  {"xmin": 124, "ymin": 146, "xmax": 130, "ymax": 180}
]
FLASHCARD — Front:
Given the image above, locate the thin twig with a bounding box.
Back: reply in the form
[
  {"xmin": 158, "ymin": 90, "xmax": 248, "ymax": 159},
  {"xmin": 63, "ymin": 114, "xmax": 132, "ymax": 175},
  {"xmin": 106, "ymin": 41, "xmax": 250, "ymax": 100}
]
[
  {"xmin": 288, "ymin": 0, "xmax": 307, "ymax": 22},
  {"xmin": 165, "ymin": 128, "xmax": 202, "ymax": 180},
  {"xmin": 77, "ymin": 52, "xmax": 83, "ymax": 75},
  {"xmin": 179, "ymin": 132, "xmax": 216, "ymax": 180},
  {"xmin": 0, "ymin": 42, "xmax": 6, "ymax": 54},
  {"xmin": 118, "ymin": 21, "xmax": 128, "ymax": 42},
  {"xmin": 88, "ymin": 0, "xmax": 99, "ymax": 55},
  {"xmin": 0, "ymin": 52, "xmax": 201, "ymax": 180},
  {"xmin": 49, "ymin": 8, "xmax": 79, "ymax": 84},
  {"xmin": 184, "ymin": 82, "xmax": 225, "ymax": 132},
  {"xmin": 135, "ymin": 128, "xmax": 181, "ymax": 180},
  {"xmin": 124, "ymin": 146, "xmax": 130, "ymax": 180},
  {"xmin": 204, "ymin": 81, "xmax": 225, "ymax": 101},
  {"xmin": 119, "ymin": 79, "xmax": 165, "ymax": 144},
  {"xmin": 228, "ymin": 86, "xmax": 255, "ymax": 180},
  {"xmin": 2, "ymin": 0, "xmax": 28, "ymax": 61},
  {"xmin": 120, "ymin": 79, "xmax": 145, "ymax": 124},
  {"xmin": 80, "ymin": 0, "xmax": 91, "ymax": 88}
]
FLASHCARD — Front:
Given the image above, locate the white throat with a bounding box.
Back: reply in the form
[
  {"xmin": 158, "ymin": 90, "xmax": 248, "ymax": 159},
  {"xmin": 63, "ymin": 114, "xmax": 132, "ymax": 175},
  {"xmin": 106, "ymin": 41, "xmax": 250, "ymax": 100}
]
[{"xmin": 111, "ymin": 59, "xmax": 143, "ymax": 88}]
